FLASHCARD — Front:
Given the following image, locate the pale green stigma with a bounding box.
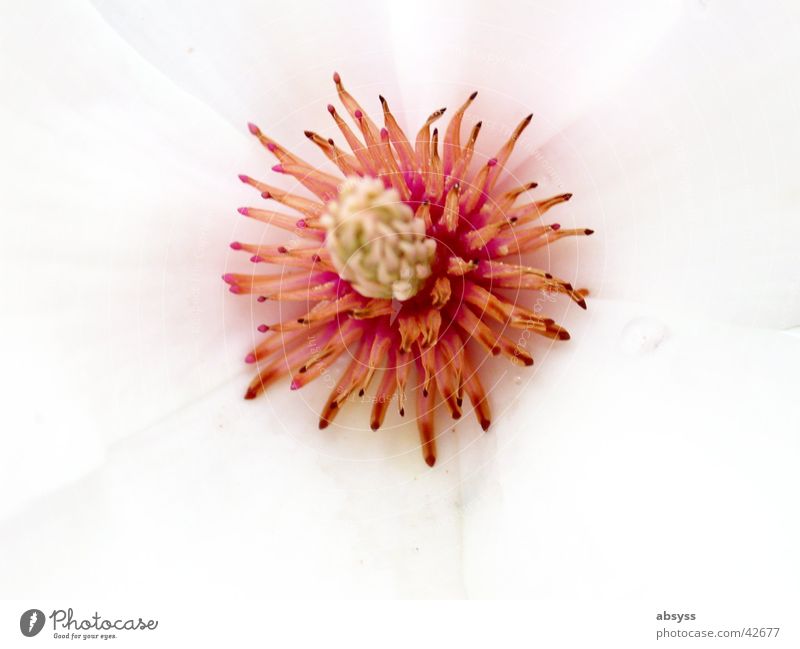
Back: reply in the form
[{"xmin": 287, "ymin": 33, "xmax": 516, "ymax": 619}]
[{"xmin": 322, "ymin": 177, "xmax": 436, "ymax": 301}]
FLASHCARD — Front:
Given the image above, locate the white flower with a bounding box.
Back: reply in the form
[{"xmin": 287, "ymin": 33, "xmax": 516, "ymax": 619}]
[{"xmin": 0, "ymin": 0, "xmax": 798, "ymax": 601}]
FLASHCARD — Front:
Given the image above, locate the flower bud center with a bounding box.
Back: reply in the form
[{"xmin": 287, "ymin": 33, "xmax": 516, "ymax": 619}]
[{"xmin": 322, "ymin": 177, "xmax": 436, "ymax": 301}]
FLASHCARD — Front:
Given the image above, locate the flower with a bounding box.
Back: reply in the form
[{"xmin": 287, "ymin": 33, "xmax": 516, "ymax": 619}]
[
  {"xmin": 224, "ymin": 74, "xmax": 592, "ymax": 466},
  {"xmin": 3, "ymin": 0, "xmax": 800, "ymax": 603}
]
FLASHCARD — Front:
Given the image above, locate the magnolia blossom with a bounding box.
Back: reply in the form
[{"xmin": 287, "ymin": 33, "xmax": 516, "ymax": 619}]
[{"xmin": 0, "ymin": 0, "xmax": 798, "ymax": 601}]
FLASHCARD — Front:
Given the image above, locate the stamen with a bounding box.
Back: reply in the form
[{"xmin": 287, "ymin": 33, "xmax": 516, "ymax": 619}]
[
  {"xmin": 327, "ymin": 103, "xmax": 375, "ymax": 174},
  {"xmin": 319, "ymin": 333, "xmax": 373, "ymax": 429},
  {"xmin": 429, "ymin": 276, "xmax": 452, "ymax": 308},
  {"xmin": 237, "ymin": 207, "xmax": 324, "ymax": 238},
  {"xmin": 506, "ymin": 193, "xmax": 573, "ymax": 228},
  {"xmin": 441, "ymin": 183, "xmax": 461, "ymax": 232},
  {"xmin": 304, "ymin": 131, "xmax": 364, "ymax": 177},
  {"xmin": 484, "ymin": 114, "xmax": 533, "ymax": 195},
  {"xmin": 333, "ymin": 72, "xmax": 381, "ymax": 142},
  {"xmin": 379, "ymin": 95, "xmax": 416, "ymax": 173},
  {"xmin": 415, "ymin": 357, "xmax": 438, "ymax": 467},
  {"xmin": 415, "ymin": 108, "xmax": 447, "ymax": 179},
  {"xmin": 379, "ymin": 128, "xmax": 411, "ymax": 200},
  {"xmin": 238, "ymin": 175, "xmax": 325, "ymax": 218},
  {"xmin": 231, "ymin": 77, "xmax": 592, "ymax": 465},
  {"xmin": 449, "ymin": 121, "xmax": 482, "ymax": 184},
  {"xmin": 461, "ymin": 352, "xmax": 492, "ymax": 431},
  {"xmin": 370, "ymin": 349, "xmax": 398, "ymax": 430},
  {"xmin": 443, "ymin": 91, "xmax": 477, "ymax": 175}
]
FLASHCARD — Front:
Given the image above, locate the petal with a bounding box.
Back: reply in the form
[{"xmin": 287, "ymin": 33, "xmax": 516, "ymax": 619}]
[
  {"xmin": 458, "ymin": 298, "xmax": 800, "ymax": 597},
  {"xmin": 91, "ymin": 0, "xmax": 681, "ymax": 154},
  {"xmin": 90, "ymin": 0, "xmax": 404, "ymax": 129},
  {"xmin": 0, "ymin": 0, "xmax": 266, "ymax": 516},
  {"xmin": 524, "ymin": 2, "xmax": 800, "ymax": 328},
  {"xmin": 0, "ymin": 378, "xmax": 467, "ymax": 598},
  {"xmin": 385, "ymin": 0, "xmax": 681, "ymax": 150}
]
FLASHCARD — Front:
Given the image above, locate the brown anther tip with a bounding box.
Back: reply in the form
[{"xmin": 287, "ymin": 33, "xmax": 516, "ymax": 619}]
[
  {"xmin": 528, "ymin": 182, "xmax": 538, "ymax": 189},
  {"xmin": 564, "ymin": 193, "xmax": 573, "ymax": 201},
  {"xmin": 378, "ymin": 94, "xmax": 386, "ymax": 104},
  {"xmin": 545, "ymin": 273, "xmax": 553, "ymax": 279},
  {"xmin": 584, "ymin": 228, "xmax": 594, "ymax": 235},
  {"xmin": 244, "ymin": 389, "xmax": 257, "ymax": 400},
  {"xmin": 524, "ymin": 357, "xmax": 534, "ymax": 367},
  {"xmin": 399, "ymin": 408, "xmax": 405, "ymax": 417},
  {"xmin": 480, "ymin": 419, "xmax": 491, "ymax": 432},
  {"xmin": 370, "ymin": 421, "xmax": 380, "ymax": 431},
  {"xmin": 509, "ymin": 216, "xmax": 518, "ymax": 224},
  {"xmin": 327, "ymin": 104, "xmax": 335, "ymax": 114},
  {"xmin": 303, "ymin": 130, "xmax": 314, "ymax": 138},
  {"xmin": 299, "ymin": 366, "xmax": 307, "ymax": 374},
  {"xmin": 558, "ymin": 330, "xmax": 571, "ymax": 341},
  {"xmin": 358, "ymin": 389, "xmax": 365, "ymax": 397},
  {"xmin": 491, "ymin": 346, "xmax": 501, "ymax": 356},
  {"xmin": 422, "ymin": 389, "xmax": 429, "ymax": 398},
  {"xmin": 332, "ymin": 71, "xmax": 341, "ymax": 84},
  {"xmin": 319, "ymin": 419, "xmax": 329, "ymax": 430},
  {"xmin": 456, "ymin": 397, "xmax": 463, "ymax": 407},
  {"xmin": 424, "ymin": 453, "xmax": 436, "ymax": 467},
  {"xmin": 452, "ymin": 412, "xmax": 461, "ymax": 420},
  {"xmin": 577, "ymin": 298, "xmax": 587, "ymax": 310},
  {"xmin": 563, "ymin": 282, "xmax": 574, "ymax": 291},
  {"xmin": 261, "ymin": 191, "xmax": 271, "ymax": 199},
  {"xmin": 469, "ymin": 91, "xmax": 478, "ymax": 100}
]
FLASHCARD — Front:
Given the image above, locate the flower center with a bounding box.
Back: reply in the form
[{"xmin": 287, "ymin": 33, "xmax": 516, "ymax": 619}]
[{"xmin": 321, "ymin": 177, "xmax": 436, "ymax": 301}]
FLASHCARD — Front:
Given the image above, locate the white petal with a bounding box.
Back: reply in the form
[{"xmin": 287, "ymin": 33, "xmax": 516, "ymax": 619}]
[
  {"xmin": 0, "ymin": 379, "xmax": 466, "ymax": 598},
  {"xmin": 458, "ymin": 298, "xmax": 800, "ymax": 597},
  {"xmin": 91, "ymin": 0, "xmax": 403, "ymax": 129},
  {"xmin": 91, "ymin": 0, "xmax": 681, "ymax": 166},
  {"xmin": 386, "ymin": 0, "xmax": 681, "ymax": 150},
  {"xmin": 521, "ymin": 2, "xmax": 800, "ymax": 328},
  {"xmin": 0, "ymin": 0, "xmax": 466, "ymax": 575},
  {"xmin": 0, "ymin": 1, "xmax": 267, "ymax": 516}
]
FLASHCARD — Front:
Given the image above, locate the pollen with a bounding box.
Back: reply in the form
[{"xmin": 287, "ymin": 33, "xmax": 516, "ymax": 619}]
[{"xmin": 226, "ymin": 73, "xmax": 593, "ymax": 466}]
